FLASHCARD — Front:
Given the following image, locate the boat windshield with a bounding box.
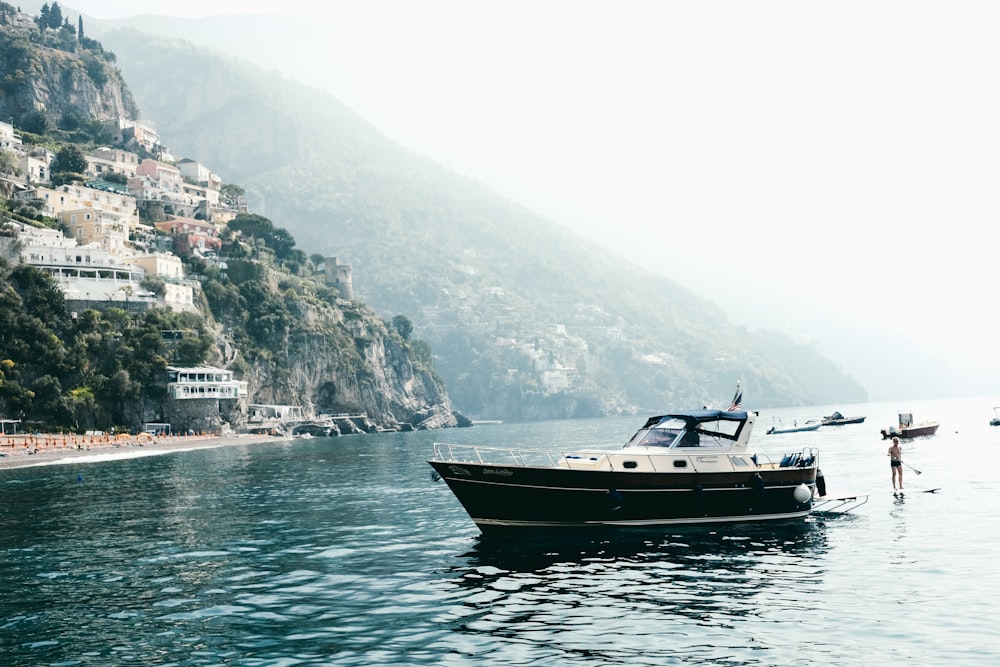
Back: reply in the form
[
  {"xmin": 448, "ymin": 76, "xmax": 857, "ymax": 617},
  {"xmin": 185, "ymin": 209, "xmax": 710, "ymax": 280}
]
[
  {"xmin": 625, "ymin": 414, "xmax": 744, "ymax": 449},
  {"xmin": 626, "ymin": 418, "xmax": 685, "ymax": 448}
]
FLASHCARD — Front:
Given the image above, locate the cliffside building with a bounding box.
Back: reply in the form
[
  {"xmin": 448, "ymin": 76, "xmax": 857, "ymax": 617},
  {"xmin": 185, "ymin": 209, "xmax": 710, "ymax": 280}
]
[
  {"xmin": 166, "ymin": 366, "xmax": 248, "ymax": 434},
  {"xmin": 176, "ymin": 158, "xmax": 222, "ymax": 190},
  {"xmin": 123, "ymin": 252, "xmax": 198, "ymax": 312},
  {"xmin": 13, "ymin": 223, "xmax": 155, "ymax": 311},
  {"xmin": 167, "ymin": 366, "xmax": 247, "ymax": 401},
  {"xmin": 103, "ymin": 118, "xmax": 163, "ymax": 156},
  {"xmin": 17, "ymin": 183, "xmax": 139, "ymax": 220},
  {"xmin": 0, "ymin": 120, "xmax": 22, "ymax": 151},
  {"xmin": 134, "ymin": 158, "xmax": 183, "ymax": 196},
  {"xmin": 155, "ymin": 215, "xmax": 222, "ymax": 255},
  {"xmin": 59, "ymin": 208, "xmax": 131, "ymax": 255},
  {"xmin": 86, "ymin": 147, "xmax": 140, "ymax": 180}
]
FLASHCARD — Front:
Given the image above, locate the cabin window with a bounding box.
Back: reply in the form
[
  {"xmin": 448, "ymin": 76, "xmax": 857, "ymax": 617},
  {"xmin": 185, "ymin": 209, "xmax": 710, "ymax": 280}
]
[{"xmin": 633, "ymin": 428, "xmax": 679, "ymax": 447}]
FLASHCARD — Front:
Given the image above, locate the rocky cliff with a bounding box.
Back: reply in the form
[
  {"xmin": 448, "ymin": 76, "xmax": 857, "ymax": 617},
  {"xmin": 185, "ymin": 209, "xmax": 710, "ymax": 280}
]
[
  {"xmin": 0, "ymin": 10, "xmax": 138, "ymax": 128},
  {"xmin": 225, "ymin": 301, "xmax": 465, "ymax": 432}
]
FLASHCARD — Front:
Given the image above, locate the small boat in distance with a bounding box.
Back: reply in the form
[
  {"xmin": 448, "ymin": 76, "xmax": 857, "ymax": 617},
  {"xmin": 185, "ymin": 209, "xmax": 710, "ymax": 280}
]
[
  {"xmin": 426, "ymin": 386, "xmax": 866, "ymax": 532},
  {"xmin": 990, "ymin": 407, "xmax": 1000, "ymax": 426},
  {"xmin": 881, "ymin": 411, "xmax": 940, "ymax": 439},
  {"xmin": 766, "ymin": 419, "xmax": 822, "ymax": 435},
  {"xmin": 821, "ymin": 411, "xmax": 866, "ymax": 426}
]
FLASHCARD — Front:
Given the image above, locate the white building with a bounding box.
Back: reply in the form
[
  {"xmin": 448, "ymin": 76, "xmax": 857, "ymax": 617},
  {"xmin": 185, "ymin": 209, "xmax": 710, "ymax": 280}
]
[
  {"xmin": 19, "ymin": 148, "xmax": 53, "ymax": 183},
  {"xmin": 176, "ymin": 158, "xmax": 221, "ymax": 190},
  {"xmin": 0, "ymin": 120, "xmax": 22, "ymax": 151},
  {"xmin": 123, "ymin": 252, "xmax": 198, "ymax": 312},
  {"xmin": 14, "ymin": 224, "xmax": 154, "ymax": 305},
  {"xmin": 167, "ymin": 366, "xmax": 247, "ymax": 401},
  {"xmin": 123, "ymin": 252, "xmax": 184, "ymax": 280}
]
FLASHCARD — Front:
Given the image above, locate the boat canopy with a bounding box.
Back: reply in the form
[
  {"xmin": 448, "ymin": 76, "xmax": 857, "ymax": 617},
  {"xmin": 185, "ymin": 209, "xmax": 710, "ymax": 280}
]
[
  {"xmin": 626, "ymin": 409, "xmax": 748, "ymax": 449},
  {"xmin": 638, "ymin": 409, "xmax": 748, "ymax": 429}
]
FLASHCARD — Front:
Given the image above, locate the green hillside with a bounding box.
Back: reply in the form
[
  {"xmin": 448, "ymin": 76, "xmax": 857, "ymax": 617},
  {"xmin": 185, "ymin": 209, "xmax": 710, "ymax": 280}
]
[{"xmin": 100, "ymin": 28, "xmax": 867, "ymax": 417}]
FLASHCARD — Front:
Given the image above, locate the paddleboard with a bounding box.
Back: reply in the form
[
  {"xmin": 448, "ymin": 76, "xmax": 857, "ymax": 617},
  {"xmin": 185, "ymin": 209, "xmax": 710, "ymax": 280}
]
[{"xmin": 894, "ymin": 487, "xmax": 941, "ymax": 495}]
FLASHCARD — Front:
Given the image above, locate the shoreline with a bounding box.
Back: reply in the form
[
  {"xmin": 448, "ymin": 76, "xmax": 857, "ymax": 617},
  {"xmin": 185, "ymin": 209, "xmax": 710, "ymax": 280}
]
[{"xmin": 0, "ymin": 432, "xmax": 280, "ymax": 470}]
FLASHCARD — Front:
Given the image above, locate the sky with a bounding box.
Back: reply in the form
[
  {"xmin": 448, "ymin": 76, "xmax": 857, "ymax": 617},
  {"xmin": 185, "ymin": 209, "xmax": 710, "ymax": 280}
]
[{"xmin": 62, "ymin": 1, "xmax": 1000, "ymax": 387}]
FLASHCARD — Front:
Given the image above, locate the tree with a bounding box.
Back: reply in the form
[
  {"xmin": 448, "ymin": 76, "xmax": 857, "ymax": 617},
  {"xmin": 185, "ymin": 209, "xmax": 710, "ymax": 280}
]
[
  {"xmin": 220, "ymin": 183, "xmax": 245, "ymax": 206},
  {"xmin": 54, "ymin": 144, "xmax": 87, "ymax": 174},
  {"xmin": 18, "ymin": 110, "xmax": 53, "ymax": 136},
  {"xmin": 228, "ymin": 213, "xmax": 302, "ymax": 262},
  {"xmin": 140, "ymin": 274, "xmax": 166, "ymax": 297},
  {"xmin": 36, "ymin": 2, "xmax": 63, "ymax": 29},
  {"xmin": 47, "ymin": 2, "xmax": 63, "ymax": 29},
  {"xmin": 0, "ymin": 149, "xmax": 21, "ymax": 176},
  {"xmin": 391, "ymin": 315, "xmax": 413, "ymax": 341}
]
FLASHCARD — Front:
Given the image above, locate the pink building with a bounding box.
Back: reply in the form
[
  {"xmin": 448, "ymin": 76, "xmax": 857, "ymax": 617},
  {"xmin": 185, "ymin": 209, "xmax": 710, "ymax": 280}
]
[
  {"xmin": 136, "ymin": 158, "xmax": 183, "ymax": 195},
  {"xmin": 155, "ymin": 215, "xmax": 222, "ymax": 255}
]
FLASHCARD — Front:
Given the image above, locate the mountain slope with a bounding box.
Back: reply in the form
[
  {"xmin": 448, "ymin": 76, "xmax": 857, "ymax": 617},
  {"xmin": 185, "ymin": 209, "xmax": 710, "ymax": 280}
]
[{"xmin": 97, "ymin": 27, "xmax": 867, "ymax": 417}]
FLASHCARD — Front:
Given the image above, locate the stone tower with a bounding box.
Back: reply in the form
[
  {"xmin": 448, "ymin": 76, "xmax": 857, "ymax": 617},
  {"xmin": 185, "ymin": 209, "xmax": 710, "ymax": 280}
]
[{"xmin": 324, "ymin": 256, "xmax": 354, "ymax": 300}]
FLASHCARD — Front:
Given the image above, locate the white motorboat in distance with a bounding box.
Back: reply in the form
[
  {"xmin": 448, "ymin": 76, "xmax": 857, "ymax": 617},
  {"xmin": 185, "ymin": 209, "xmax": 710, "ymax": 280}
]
[
  {"xmin": 767, "ymin": 419, "xmax": 822, "ymax": 434},
  {"xmin": 881, "ymin": 411, "xmax": 940, "ymax": 439}
]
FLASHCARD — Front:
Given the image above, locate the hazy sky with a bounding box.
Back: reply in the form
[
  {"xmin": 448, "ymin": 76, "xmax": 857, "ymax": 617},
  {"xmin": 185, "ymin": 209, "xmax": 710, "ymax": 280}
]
[{"xmin": 66, "ymin": 1, "xmax": 1000, "ymax": 372}]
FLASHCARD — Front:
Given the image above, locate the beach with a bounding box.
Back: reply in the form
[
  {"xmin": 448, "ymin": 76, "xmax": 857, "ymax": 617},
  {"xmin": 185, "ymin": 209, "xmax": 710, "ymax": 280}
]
[{"xmin": 0, "ymin": 431, "xmax": 278, "ymax": 470}]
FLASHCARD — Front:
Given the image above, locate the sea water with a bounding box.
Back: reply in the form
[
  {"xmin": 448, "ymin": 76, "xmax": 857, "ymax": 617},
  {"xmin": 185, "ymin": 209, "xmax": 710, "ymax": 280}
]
[{"xmin": 2, "ymin": 396, "xmax": 998, "ymax": 666}]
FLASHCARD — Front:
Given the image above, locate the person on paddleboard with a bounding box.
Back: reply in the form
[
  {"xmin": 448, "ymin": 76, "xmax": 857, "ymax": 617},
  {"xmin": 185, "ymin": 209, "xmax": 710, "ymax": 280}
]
[{"xmin": 888, "ymin": 436, "xmax": 903, "ymax": 490}]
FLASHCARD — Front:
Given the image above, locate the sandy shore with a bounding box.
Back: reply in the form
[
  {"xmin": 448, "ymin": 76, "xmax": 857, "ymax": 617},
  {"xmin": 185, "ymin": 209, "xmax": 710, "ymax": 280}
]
[{"xmin": 0, "ymin": 432, "xmax": 279, "ymax": 470}]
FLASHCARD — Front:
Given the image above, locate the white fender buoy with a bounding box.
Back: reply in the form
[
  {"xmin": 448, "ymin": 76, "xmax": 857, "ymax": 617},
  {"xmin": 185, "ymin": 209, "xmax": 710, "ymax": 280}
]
[{"xmin": 793, "ymin": 483, "xmax": 812, "ymax": 504}]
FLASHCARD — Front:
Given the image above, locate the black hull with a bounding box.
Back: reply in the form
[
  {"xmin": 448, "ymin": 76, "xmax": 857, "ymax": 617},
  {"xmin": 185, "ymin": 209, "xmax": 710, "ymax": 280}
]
[{"xmin": 429, "ymin": 461, "xmax": 816, "ymax": 530}]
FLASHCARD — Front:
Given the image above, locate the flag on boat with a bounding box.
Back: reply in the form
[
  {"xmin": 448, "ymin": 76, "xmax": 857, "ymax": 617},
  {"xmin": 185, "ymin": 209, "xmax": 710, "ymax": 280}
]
[{"xmin": 727, "ymin": 385, "xmax": 743, "ymax": 411}]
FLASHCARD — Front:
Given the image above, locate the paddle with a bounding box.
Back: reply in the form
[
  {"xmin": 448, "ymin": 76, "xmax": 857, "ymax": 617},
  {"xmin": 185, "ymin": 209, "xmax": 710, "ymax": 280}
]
[{"xmin": 902, "ymin": 461, "xmax": 922, "ymax": 475}]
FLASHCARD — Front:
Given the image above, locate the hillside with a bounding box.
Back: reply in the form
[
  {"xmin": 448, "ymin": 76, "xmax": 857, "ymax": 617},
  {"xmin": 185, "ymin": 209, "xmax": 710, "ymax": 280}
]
[
  {"xmin": 0, "ymin": 8, "xmax": 463, "ymax": 434},
  {"xmin": 95, "ymin": 27, "xmax": 867, "ymax": 418},
  {"xmin": 0, "ymin": 4, "xmax": 137, "ymax": 132}
]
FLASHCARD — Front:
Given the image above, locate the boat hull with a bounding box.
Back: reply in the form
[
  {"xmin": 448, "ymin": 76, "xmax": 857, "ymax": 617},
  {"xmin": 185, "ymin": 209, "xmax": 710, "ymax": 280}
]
[
  {"xmin": 901, "ymin": 424, "xmax": 939, "ymax": 438},
  {"xmin": 821, "ymin": 416, "xmax": 866, "ymax": 426},
  {"xmin": 767, "ymin": 423, "xmax": 821, "ymax": 434},
  {"xmin": 881, "ymin": 423, "xmax": 940, "ymax": 439},
  {"xmin": 428, "ymin": 461, "xmax": 816, "ymax": 530}
]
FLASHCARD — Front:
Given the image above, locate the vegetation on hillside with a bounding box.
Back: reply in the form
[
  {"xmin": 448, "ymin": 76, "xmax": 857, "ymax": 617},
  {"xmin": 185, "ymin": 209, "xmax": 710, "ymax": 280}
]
[
  {"xmin": 1, "ymin": 204, "xmax": 439, "ymax": 433},
  {"xmin": 0, "ymin": 260, "xmax": 211, "ymax": 432},
  {"xmin": 0, "ymin": 1, "xmax": 132, "ymax": 145}
]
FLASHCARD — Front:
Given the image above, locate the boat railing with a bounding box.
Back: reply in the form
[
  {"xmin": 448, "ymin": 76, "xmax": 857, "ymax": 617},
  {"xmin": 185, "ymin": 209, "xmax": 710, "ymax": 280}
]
[
  {"xmin": 433, "ymin": 443, "xmax": 821, "ymax": 473},
  {"xmin": 433, "ymin": 443, "xmax": 572, "ymax": 468}
]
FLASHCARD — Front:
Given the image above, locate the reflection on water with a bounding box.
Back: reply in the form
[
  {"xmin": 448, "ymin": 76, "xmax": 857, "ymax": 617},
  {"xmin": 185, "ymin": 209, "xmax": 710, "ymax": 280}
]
[
  {"xmin": 462, "ymin": 520, "xmax": 829, "ymax": 572},
  {"xmin": 436, "ymin": 521, "xmax": 832, "ymax": 664}
]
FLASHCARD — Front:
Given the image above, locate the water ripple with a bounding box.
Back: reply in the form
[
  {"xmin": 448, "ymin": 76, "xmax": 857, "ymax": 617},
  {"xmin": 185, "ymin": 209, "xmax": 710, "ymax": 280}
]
[{"xmin": 2, "ymin": 416, "xmax": 1000, "ymax": 665}]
